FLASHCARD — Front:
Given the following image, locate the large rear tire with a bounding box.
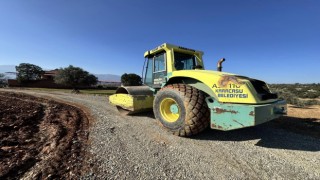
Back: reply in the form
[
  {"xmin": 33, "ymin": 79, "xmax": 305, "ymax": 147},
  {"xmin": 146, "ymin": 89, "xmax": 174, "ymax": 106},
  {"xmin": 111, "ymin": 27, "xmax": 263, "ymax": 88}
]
[{"xmin": 153, "ymin": 84, "xmax": 210, "ymax": 137}]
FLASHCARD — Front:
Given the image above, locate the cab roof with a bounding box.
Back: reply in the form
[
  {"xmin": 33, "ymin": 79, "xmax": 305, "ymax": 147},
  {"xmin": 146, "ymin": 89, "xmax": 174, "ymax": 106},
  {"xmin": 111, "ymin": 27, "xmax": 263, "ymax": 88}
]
[{"xmin": 144, "ymin": 43, "xmax": 204, "ymax": 58}]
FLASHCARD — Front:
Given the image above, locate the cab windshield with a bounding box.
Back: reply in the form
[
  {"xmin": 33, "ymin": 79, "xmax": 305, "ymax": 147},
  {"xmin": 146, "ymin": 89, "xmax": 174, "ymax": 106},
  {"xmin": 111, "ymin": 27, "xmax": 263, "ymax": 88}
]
[{"xmin": 174, "ymin": 52, "xmax": 196, "ymax": 70}]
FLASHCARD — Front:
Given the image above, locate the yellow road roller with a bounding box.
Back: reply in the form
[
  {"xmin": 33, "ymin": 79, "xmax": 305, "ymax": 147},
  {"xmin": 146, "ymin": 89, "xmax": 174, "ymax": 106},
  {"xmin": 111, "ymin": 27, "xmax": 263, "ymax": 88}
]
[{"xmin": 109, "ymin": 43, "xmax": 287, "ymax": 136}]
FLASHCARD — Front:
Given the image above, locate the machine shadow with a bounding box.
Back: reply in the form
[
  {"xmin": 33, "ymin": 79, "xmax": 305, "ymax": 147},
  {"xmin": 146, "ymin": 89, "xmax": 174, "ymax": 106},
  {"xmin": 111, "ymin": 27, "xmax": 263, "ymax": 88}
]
[
  {"xmin": 192, "ymin": 116, "xmax": 320, "ymax": 152},
  {"xmin": 131, "ymin": 111, "xmax": 155, "ymax": 119},
  {"xmin": 270, "ymin": 116, "xmax": 320, "ymax": 138},
  {"xmin": 132, "ymin": 111, "xmax": 320, "ymax": 152}
]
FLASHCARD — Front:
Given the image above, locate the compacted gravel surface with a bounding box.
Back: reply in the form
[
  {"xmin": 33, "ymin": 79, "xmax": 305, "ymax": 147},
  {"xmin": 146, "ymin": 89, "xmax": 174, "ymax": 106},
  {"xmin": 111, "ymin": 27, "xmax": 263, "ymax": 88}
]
[{"xmin": 1, "ymin": 89, "xmax": 320, "ymax": 179}]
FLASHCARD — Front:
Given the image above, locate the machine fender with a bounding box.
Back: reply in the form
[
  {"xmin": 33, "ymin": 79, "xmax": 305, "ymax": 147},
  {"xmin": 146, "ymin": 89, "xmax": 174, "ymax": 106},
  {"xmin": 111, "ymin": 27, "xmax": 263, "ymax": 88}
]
[{"xmin": 165, "ymin": 77, "xmax": 218, "ymax": 100}]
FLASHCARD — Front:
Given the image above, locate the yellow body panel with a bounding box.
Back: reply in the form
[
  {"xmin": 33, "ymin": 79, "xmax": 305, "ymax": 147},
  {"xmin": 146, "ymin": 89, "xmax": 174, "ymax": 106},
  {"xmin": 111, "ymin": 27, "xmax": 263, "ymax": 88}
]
[
  {"xmin": 171, "ymin": 70, "xmax": 276, "ymax": 104},
  {"xmin": 109, "ymin": 94, "xmax": 134, "ymax": 110},
  {"xmin": 109, "ymin": 94, "xmax": 154, "ymax": 112}
]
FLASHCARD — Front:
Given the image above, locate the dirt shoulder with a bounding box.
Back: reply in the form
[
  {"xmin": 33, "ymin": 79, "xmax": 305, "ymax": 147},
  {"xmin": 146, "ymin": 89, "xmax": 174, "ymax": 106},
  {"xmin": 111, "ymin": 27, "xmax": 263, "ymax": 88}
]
[{"xmin": 0, "ymin": 91, "xmax": 90, "ymax": 179}]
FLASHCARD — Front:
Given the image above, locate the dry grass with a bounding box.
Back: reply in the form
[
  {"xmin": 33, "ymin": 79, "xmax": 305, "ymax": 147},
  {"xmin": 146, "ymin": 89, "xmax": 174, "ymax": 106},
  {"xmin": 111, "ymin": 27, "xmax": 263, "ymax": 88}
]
[{"xmin": 288, "ymin": 104, "xmax": 320, "ymax": 121}]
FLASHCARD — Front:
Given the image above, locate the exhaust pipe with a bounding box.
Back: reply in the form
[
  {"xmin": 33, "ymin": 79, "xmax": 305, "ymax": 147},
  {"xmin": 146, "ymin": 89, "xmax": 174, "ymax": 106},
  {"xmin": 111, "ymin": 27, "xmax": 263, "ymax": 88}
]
[{"xmin": 217, "ymin": 58, "xmax": 225, "ymax": 72}]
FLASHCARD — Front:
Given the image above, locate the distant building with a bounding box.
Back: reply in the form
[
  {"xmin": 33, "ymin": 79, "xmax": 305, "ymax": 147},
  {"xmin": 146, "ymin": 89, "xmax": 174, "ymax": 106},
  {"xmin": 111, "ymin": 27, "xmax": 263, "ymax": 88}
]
[
  {"xmin": 8, "ymin": 69, "xmax": 69, "ymax": 88},
  {"xmin": 41, "ymin": 69, "xmax": 59, "ymax": 80}
]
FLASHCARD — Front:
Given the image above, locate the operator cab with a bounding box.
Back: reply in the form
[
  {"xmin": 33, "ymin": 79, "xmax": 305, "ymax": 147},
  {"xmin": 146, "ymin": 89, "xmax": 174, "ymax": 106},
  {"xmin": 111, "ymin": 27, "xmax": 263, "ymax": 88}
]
[{"xmin": 143, "ymin": 43, "xmax": 204, "ymax": 89}]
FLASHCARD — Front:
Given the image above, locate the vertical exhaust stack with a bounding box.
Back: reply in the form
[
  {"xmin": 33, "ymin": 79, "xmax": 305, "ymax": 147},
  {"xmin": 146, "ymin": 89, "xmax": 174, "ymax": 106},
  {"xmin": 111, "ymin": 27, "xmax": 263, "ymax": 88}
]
[{"xmin": 217, "ymin": 58, "xmax": 225, "ymax": 72}]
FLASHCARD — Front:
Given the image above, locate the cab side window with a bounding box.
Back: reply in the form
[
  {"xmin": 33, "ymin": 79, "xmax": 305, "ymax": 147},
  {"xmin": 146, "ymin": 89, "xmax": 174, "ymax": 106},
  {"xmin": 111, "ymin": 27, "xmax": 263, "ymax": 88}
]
[
  {"xmin": 144, "ymin": 52, "xmax": 166, "ymax": 87},
  {"xmin": 144, "ymin": 57, "xmax": 153, "ymax": 85},
  {"xmin": 154, "ymin": 53, "xmax": 165, "ymax": 72}
]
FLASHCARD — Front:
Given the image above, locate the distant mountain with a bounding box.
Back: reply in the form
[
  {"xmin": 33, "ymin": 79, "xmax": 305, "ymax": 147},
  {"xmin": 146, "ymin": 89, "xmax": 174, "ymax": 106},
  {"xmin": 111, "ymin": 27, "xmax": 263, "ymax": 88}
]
[
  {"xmin": 0, "ymin": 65, "xmax": 15, "ymax": 73},
  {"xmin": 94, "ymin": 74, "xmax": 121, "ymax": 82},
  {"xmin": 0, "ymin": 65, "xmax": 16, "ymax": 79}
]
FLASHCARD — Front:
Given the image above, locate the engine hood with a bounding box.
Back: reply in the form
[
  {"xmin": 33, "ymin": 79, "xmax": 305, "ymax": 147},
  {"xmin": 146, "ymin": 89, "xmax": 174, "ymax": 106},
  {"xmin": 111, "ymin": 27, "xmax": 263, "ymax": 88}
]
[{"xmin": 169, "ymin": 70, "xmax": 277, "ymax": 104}]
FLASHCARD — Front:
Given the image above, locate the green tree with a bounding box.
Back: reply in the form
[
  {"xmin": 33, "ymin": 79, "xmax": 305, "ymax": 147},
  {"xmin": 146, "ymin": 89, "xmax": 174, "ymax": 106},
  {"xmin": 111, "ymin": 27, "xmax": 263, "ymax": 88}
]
[
  {"xmin": 54, "ymin": 65, "xmax": 98, "ymax": 90},
  {"xmin": 121, "ymin": 73, "xmax": 142, "ymax": 86},
  {"xmin": 15, "ymin": 63, "xmax": 44, "ymax": 82}
]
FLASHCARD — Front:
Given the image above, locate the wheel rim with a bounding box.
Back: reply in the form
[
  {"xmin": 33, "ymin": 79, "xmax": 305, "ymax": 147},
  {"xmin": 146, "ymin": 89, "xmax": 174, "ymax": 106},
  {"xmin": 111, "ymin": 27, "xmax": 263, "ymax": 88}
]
[{"xmin": 160, "ymin": 98, "xmax": 180, "ymax": 122}]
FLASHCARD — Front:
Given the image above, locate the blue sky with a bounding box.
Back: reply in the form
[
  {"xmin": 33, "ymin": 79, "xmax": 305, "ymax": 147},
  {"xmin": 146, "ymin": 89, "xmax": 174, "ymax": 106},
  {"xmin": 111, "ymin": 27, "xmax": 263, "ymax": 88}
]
[{"xmin": 0, "ymin": 0, "xmax": 319, "ymax": 83}]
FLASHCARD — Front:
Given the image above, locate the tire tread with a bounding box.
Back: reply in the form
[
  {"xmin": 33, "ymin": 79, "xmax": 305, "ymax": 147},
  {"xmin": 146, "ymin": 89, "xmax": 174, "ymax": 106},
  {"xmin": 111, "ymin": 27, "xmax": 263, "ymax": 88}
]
[{"xmin": 155, "ymin": 83, "xmax": 210, "ymax": 137}]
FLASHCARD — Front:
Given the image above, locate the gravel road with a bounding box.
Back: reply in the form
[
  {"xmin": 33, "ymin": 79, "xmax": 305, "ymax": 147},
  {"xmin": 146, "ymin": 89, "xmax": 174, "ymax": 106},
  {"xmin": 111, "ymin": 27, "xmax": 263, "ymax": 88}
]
[{"xmin": 2, "ymin": 89, "xmax": 320, "ymax": 179}]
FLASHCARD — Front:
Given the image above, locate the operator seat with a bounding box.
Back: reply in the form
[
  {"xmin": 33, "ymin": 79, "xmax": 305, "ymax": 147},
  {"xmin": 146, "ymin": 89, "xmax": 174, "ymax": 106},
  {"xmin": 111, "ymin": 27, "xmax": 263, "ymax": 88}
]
[{"xmin": 175, "ymin": 61, "xmax": 184, "ymax": 70}]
